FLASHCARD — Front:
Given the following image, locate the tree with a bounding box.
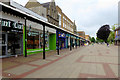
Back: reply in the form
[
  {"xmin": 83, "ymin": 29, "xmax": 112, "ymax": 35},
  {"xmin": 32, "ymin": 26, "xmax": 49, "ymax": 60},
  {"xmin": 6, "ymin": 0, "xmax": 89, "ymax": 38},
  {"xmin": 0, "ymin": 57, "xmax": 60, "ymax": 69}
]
[
  {"xmin": 96, "ymin": 37, "xmax": 104, "ymax": 43},
  {"xmin": 108, "ymin": 25, "xmax": 115, "ymax": 44},
  {"xmin": 90, "ymin": 37, "xmax": 96, "ymax": 43},
  {"xmin": 97, "ymin": 25, "xmax": 110, "ymax": 43}
]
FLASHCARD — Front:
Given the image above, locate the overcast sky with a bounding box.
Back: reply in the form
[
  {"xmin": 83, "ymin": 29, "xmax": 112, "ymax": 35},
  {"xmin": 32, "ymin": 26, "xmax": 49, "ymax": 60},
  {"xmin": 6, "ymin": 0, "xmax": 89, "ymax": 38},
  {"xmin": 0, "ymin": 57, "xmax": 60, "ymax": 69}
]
[{"xmin": 13, "ymin": 0, "xmax": 119, "ymax": 38}]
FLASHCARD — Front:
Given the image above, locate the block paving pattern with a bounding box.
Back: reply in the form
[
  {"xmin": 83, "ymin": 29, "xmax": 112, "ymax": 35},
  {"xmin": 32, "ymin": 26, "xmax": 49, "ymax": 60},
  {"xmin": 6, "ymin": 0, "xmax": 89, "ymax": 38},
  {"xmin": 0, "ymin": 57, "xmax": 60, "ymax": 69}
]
[{"xmin": 0, "ymin": 44, "xmax": 119, "ymax": 79}]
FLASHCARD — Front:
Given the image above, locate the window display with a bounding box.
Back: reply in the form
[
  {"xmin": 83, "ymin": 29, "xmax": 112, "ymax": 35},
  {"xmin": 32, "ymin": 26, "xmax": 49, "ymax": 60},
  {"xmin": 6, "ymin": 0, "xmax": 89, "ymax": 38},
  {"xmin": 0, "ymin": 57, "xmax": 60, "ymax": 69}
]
[
  {"xmin": 27, "ymin": 30, "xmax": 49, "ymax": 50},
  {"xmin": 27, "ymin": 31, "xmax": 39, "ymax": 49}
]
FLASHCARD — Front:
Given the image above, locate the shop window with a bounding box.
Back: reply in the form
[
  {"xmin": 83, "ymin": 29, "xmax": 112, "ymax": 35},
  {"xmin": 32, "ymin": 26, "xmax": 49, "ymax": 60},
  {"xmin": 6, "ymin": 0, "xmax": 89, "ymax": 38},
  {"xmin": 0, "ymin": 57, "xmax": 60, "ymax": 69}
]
[
  {"xmin": 42, "ymin": 13, "xmax": 44, "ymax": 17},
  {"xmin": 27, "ymin": 31, "xmax": 39, "ymax": 49},
  {"xmin": 27, "ymin": 30, "xmax": 49, "ymax": 49}
]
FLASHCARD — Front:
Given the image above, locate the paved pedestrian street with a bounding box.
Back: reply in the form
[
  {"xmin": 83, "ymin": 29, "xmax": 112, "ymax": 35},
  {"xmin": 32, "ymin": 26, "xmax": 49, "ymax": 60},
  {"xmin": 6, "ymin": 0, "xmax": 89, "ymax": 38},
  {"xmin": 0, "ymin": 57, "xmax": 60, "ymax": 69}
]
[{"xmin": 1, "ymin": 44, "xmax": 119, "ymax": 79}]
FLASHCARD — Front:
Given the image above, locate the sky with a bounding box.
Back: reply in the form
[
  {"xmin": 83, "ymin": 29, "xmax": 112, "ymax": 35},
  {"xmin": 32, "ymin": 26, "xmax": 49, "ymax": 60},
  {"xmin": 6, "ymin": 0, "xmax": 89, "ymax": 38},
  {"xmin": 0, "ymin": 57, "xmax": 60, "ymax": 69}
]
[{"xmin": 13, "ymin": 0, "xmax": 119, "ymax": 38}]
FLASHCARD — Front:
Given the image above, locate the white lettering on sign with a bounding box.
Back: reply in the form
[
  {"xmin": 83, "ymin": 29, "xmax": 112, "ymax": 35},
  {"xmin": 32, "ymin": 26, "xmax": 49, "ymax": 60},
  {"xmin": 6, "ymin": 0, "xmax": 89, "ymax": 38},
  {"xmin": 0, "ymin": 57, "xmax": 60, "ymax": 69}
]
[
  {"xmin": 1, "ymin": 19, "xmax": 23, "ymax": 29},
  {"xmin": 2, "ymin": 20, "xmax": 11, "ymax": 28},
  {"xmin": 0, "ymin": 20, "xmax": 1, "ymax": 24},
  {"xmin": 8, "ymin": 21, "xmax": 11, "ymax": 27},
  {"xmin": 13, "ymin": 22, "xmax": 23, "ymax": 29},
  {"xmin": 13, "ymin": 22, "xmax": 17, "ymax": 28}
]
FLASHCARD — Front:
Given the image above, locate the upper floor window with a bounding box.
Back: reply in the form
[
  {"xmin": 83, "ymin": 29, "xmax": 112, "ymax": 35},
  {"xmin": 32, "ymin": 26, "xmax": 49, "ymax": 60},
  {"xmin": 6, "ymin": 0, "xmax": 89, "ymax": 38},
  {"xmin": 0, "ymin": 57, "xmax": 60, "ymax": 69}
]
[{"xmin": 42, "ymin": 13, "xmax": 44, "ymax": 17}]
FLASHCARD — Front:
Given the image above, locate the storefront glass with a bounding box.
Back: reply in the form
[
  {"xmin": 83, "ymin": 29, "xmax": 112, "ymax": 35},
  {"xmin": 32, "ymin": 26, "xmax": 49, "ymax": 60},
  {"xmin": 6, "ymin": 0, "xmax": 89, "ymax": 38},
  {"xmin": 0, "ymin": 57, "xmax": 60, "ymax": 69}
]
[
  {"xmin": 58, "ymin": 32, "xmax": 66, "ymax": 49},
  {"xmin": 27, "ymin": 29, "xmax": 49, "ymax": 50},
  {"xmin": 1, "ymin": 19, "xmax": 23, "ymax": 57},
  {"xmin": 7, "ymin": 33, "xmax": 23, "ymax": 55},
  {"xmin": 27, "ymin": 31, "xmax": 39, "ymax": 49}
]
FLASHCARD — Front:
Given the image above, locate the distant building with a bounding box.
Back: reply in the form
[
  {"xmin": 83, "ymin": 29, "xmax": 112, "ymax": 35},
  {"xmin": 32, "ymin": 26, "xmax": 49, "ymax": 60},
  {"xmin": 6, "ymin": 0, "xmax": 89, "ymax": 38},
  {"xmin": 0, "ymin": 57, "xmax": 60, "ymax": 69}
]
[
  {"xmin": 78, "ymin": 31, "xmax": 85, "ymax": 39},
  {"xmin": 0, "ymin": 0, "xmax": 47, "ymax": 21},
  {"xmin": 73, "ymin": 20, "xmax": 77, "ymax": 34},
  {"xmin": 41, "ymin": 0, "xmax": 59, "ymax": 26},
  {"xmin": 25, "ymin": 0, "xmax": 59, "ymax": 26},
  {"xmin": 25, "ymin": 0, "xmax": 47, "ymax": 19},
  {"xmin": 85, "ymin": 35, "xmax": 90, "ymax": 41},
  {"xmin": 0, "ymin": 0, "xmax": 10, "ymax": 5},
  {"xmin": 56, "ymin": 6, "xmax": 76, "ymax": 33}
]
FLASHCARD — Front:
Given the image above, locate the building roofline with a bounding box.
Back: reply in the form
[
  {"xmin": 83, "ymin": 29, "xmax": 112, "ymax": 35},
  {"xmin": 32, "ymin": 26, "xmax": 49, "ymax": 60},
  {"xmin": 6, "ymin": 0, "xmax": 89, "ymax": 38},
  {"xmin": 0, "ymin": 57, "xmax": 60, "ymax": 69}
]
[{"xmin": 0, "ymin": 2, "xmax": 85, "ymax": 39}]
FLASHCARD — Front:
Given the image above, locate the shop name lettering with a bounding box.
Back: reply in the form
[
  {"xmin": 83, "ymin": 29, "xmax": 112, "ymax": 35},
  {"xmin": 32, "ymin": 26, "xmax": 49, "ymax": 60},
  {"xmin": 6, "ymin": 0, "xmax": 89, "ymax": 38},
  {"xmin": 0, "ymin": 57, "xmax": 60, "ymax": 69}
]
[{"xmin": 1, "ymin": 20, "xmax": 23, "ymax": 29}]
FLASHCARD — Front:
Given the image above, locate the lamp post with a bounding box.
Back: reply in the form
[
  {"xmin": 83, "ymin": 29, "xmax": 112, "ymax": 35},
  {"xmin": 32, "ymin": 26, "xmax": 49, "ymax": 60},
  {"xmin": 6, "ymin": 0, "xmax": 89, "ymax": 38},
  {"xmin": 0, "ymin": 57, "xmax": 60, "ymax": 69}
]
[
  {"xmin": 70, "ymin": 35, "xmax": 72, "ymax": 51},
  {"xmin": 43, "ymin": 24, "xmax": 45, "ymax": 59},
  {"xmin": 57, "ymin": 29, "xmax": 59, "ymax": 55},
  {"xmin": 24, "ymin": 17, "xmax": 27, "ymax": 57}
]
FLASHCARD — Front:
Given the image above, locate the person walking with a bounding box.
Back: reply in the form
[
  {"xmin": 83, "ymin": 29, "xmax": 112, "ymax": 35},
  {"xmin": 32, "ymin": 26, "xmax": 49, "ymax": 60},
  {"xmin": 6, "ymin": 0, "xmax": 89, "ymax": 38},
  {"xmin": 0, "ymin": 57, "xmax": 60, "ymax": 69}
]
[
  {"xmin": 72, "ymin": 43, "xmax": 74, "ymax": 49},
  {"xmin": 107, "ymin": 42, "xmax": 109, "ymax": 47}
]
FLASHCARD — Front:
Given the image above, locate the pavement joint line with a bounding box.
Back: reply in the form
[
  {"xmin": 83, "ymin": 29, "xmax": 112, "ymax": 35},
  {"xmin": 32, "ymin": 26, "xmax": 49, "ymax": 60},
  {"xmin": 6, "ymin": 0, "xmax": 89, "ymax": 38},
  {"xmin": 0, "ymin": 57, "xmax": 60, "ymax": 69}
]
[
  {"xmin": 76, "ymin": 60, "xmax": 118, "ymax": 65},
  {"xmin": 102, "ymin": 63, "xmax": 117, "ymax": 78},
  {"xmin": 25, "ymin": 63, "xmax": 41, "ymax": 67},
  {"xmin": 14, "ymin": 52, "xmax": 74, "ymax": 78},
  {"xmin": 2, "ymin": 45, "xmax": 118, "ymax": 78},
  {"xmin": 78, "ymin": 73, "xmax": 107, "ymax": 78},
  {"xmin": 2, "ymin": 49, "xmax": 70, "ymax": 71},
  {"xmin": 84, "ymin": 55, "xmax": 118, "ymax": 57},
  {"xmin": 76, "ymin": 55, "xmax": 85, "ymax": 63},
  {"xmin": 2, "ymin": 71, "xmax": 18, "ymax": 78},
  {"xmin": 2, "ymin": 57, "xmax": 43, "ymax": 71},
  {"xmin": 2, "ymin": 48, "xmax": 80, "ymax": 78},
  {"xmin": 2, "ymin": 62, "xmax": 24, "ymax": 71},
  {"xmin": 76, "ymin": 54, "xmax": 119, "ymax": 66}
]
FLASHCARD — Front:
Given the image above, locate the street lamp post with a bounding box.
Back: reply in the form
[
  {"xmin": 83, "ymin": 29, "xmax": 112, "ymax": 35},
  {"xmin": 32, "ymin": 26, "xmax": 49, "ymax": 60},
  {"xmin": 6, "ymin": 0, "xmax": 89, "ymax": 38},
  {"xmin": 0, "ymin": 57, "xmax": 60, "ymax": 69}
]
[
  {"xmin": 79, "ymin": 38, "xmax": 80, "ymax": 47},
  {"xmin": 57, "ymin": 29, "xmax": 59, "ymax": 55},
  {"xmin": 43, "ymin": 24, "xmax": 45, "ymax": 59},
  {"xmin": 76, "ymin": 39, "xmax": 77, "ymax": 49},
  {"xmin": 70, "ymin": 35, "xmax": 72, "ymax": 51},
  {"xmin": 24, "ymin": 17, "xmax": 27, "ymax": 57}
]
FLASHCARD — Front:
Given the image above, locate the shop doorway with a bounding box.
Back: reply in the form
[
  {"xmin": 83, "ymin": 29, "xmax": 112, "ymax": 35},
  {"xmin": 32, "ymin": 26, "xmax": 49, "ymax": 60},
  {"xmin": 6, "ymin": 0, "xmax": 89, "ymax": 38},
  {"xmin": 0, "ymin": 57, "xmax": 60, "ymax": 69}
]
[
  {"xmin": 0, "ymin": 33, "xmax": 23, "ymax": 58},
  {"xmin": 59, "ymin": 38, "xmax": 65, "ymax": 49},
  {"xmin": 7, "ymin": 33, "xmax": 23, "ymax": 56},
  {"xmin": 1, "ymin": 33, "xmax": 7, "ymax": 56}
]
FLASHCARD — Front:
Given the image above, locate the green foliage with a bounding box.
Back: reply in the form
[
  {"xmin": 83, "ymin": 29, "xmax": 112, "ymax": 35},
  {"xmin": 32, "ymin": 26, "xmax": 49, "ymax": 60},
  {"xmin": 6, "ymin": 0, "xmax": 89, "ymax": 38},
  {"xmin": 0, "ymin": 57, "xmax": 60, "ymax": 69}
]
[
  {"xmin": 96, "ymin": 25, "xmax": 116, "ymax": 44},
  {"xmin": 90, "ymin": 37, "xmax": 96, "ymax": 43},
  {"xmin": 96, "ymin": 37, "xmax": 104, "ymax": 43},
  {"xmin": 108, "ymin": 25, "xmax": 115, "ymax": 44}
]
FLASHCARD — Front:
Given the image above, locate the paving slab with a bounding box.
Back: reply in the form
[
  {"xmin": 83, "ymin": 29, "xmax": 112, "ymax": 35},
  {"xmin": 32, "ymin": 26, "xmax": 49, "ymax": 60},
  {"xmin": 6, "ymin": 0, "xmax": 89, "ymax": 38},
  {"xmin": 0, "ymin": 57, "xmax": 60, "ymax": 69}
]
[
  {"xmin": 29, "ymin": 60, "xmax": 51, "ymax": 66},
  {"xmin": 2, "ymin": 44, "xmax": 119, "ymax": 78},
  {"xmin": 4, "ymin": 64, "xmax": 37, "ymax": 75}
]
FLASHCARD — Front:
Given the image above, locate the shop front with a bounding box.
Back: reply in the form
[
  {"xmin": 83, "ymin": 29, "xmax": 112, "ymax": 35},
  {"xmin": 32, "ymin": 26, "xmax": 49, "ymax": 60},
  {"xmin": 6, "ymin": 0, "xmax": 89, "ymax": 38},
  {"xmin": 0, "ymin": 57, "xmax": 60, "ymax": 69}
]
[
  {"xmin": 0, "ymin": 19, "xmax": 23, "ymax": 58},
  {"xmin": 56, "ymin": 31, "xmax": 66, "ymax": 49},
  {"xmin": 26, "ymin": 20, "xmax": 56, "ymax": 55},
  {"xmin": 76, "ymin": 37, "xmax": 80, "ymax": 46},
  {"xmin": 66, "ymin": 34, "xmax": 70, "ymax": 48},
  {"xmin": 70, "ymin": 35, "xmax": 76, "ymax": 48},
  {"xmin": 26, "ymin": 28, "xmax": 50, "ymax": 54}
]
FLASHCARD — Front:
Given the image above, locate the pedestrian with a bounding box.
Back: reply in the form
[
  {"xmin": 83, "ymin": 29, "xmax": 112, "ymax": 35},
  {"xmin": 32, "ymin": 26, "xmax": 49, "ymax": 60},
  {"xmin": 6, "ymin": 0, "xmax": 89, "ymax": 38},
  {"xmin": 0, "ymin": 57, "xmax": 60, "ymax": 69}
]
[
  {"xmin": 107, "ymin": 42, "xmax": 109, "ymax": 47},
  {"xmin": 72, "ymin": 43, "xmax": 74, "ymax": 49},
  {"xmin": 68, "ymin": 42, "xmax": 70, "ymax": 48}
]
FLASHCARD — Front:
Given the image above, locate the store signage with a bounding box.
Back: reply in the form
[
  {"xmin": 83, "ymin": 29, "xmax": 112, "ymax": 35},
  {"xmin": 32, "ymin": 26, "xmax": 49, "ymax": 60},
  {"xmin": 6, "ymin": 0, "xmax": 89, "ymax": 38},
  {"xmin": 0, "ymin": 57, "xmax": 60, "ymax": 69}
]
[
  {"xmin": 1, "ymin": 19, "xmax": 23, "ymax": 29},
  {"xmin": 1, "ymin": 19, "xmax": 23, "ymax": 33},
  {"xmin": 59, "ymin": 33, "xmax": 66, "ymax": 38}
]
